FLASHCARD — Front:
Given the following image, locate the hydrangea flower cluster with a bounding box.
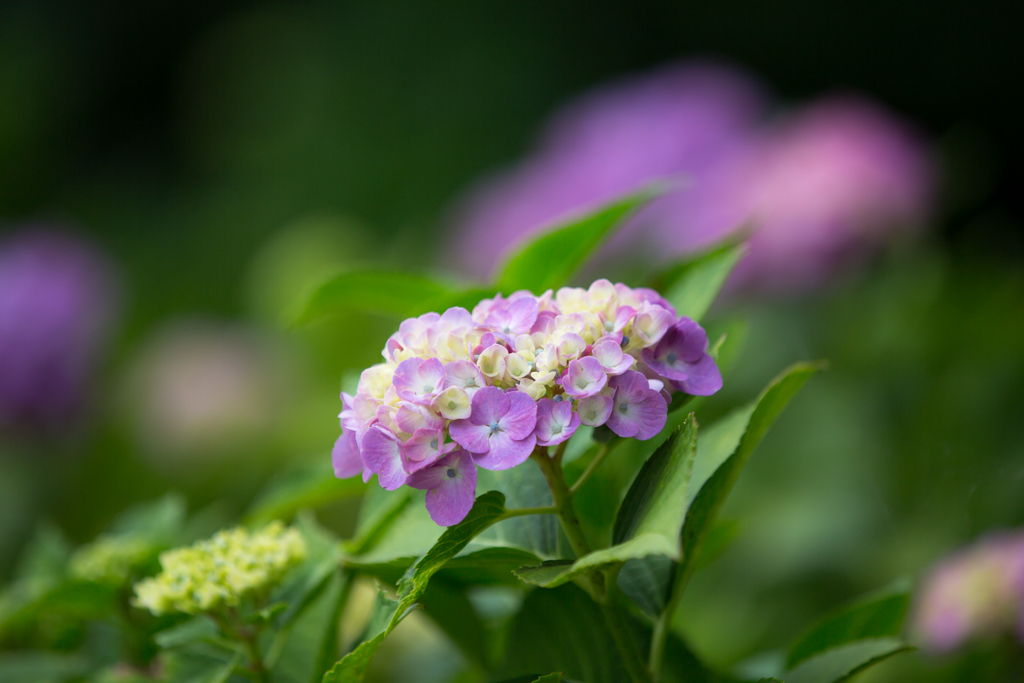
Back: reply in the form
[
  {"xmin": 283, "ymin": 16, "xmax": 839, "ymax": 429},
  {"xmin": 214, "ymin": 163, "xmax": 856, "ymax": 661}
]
[
  {"xmin": 70, "ymin": 535, "xmax": 155, "ymax": 586},
  {"xmin": 133, "ymin": 522, "xmax": 305, "ymax": 616},
  {"xmin": 332, "ymin": 280, "xmax": 722, "ymax": 526},
  {"xmin": 914, "ymin": 531, "xmax": 1024, "ymax": 652}
]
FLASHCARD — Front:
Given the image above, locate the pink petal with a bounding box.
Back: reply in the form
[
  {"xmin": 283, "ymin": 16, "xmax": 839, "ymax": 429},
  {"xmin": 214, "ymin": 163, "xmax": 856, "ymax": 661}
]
[
  {"xmin": 400, "ymin": 427, "xmax": 453, "ymax": 474},
  {"xmin": 332, "ymin": 431, "xmax": 364, "ymax": 478},
  {"xmin": 443, "ymin": 360, "xmax": 487, "ymax": 395},
  {"xmin": 535, "ymin": 399, "xmax": 581, "ymax": 446},
  {"xmin": 577, "ymin": 394, "xmax": 614, "ymax": 427},
  {"xmin": 474, "ymin": 431, "xmax": 536, "ymax": 471},
  {"xmin": 361, "ymin": 425, "xmax": 407, "ymax": 490},
  {"xmin": 498, "ymin": 391, "xmax": 538, "ymax": 440},
  {"xmin": 468, "ymin": 386, "xmax": 510, "ymax": 426},
  {"xmin": 395, "ymin": 402, "xmax": 443, "ymax": 433},
  {"xmin": 408, "ymin": 451, "xmax": 478, "ymax": 526},
  {"xmin": 393, "ymin": 357, "xmax": 445, "ymax": 403},
  {"xmin": 449, "ymin": 420, "xmax": 492, "ymax": 453},
  {"xmin": 562, "ymin": 356, "xmax": 609, "ymax": 398}
]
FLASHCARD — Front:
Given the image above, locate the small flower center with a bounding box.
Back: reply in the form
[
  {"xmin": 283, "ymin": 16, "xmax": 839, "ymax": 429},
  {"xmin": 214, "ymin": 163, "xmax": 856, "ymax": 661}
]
[
  {"xmin": 465, "ymin": 378, "xmax": 477, "ymax": 388},
  {"xmin": 430, "ymin": 439, "xmax": 438, "ymax": 449},
  {"xmin": 423, "ymin": 383, "xmax": 435, "ymax": 393},
  {"xmin": 447, "ymin": 400, "xmax": 458, "ymax": 410},
  {"xmin": 666, "ymin": 352, "xmax": 677, "ymax": 365},
  {"xmin": 551, "ymin": 424, "xmax": 562, "ymax": 434},
  {"xmin": 620, "ymin": 335, "xmax": 630, "ymax": 347},
  {"xmin": 489, "ymin": 421, "xmax": 500, "ymax": 434},
  {"xmin": 446, "ymin": 468, "xmax": 457, "ymax": 478},
  {"xmin": 618, "ymin": 402, "xmax": 629, "ymax": 414}
]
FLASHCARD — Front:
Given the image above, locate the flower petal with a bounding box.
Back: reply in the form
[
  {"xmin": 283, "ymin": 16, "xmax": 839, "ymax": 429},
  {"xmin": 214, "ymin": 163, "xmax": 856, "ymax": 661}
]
[
  {"xmin": 408, "ymin": 451, "xmax": 478, "ymax": 527},
  {"xmin": 360, "ymin": 425, "xmax": 407, "ymax": 490},
  {"xmin": 669, "ymin": 353, "xmax": 723, "ymax": 396},
  {"xmin": 474, "ymin": 431, "xmax": 536, "ymax": 470},
  {"xmin": 468, "ymin": 385, "xmax": 510, "ymax": 426},
  {"xmin": 449, "ymin": 420, "xmax": 492, "ymax": 454},
  {"xmin": 498, "ymin": 391, "xmax": 538, "ymax": 440},
  {"xmin": 577, "ymin": 394, "xmax": 613, "ymax": 426},
  {"xmin": 562, "ymin": 356, "xmax": 609, "ymax": 398},
  {"xmin": 331, "ymin": 430, "xmax": 364, "ymax": 478}
]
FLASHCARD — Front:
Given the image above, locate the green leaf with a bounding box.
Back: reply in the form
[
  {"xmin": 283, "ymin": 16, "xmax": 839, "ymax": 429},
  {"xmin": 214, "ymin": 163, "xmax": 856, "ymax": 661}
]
[
  {"xmin": 514, "ymin": 416, "xmax": 698, "ymax": 589},
  {"xmin": 494, "ymin": 583, "xmax": 629, "ymax": 683},
  {"xmin": 269, "ymin": 571, "xmax": 350, "ymax": 683},
  {"xmin": 495, "ymin": 185, "xmax": 660, "ymax": 293},
  {"xmin": 531, "ymin": 675, "xmax": 563, "ymax": 682},
  {"xmin": 674, "ymin": 362, "xmax": 825, "ymax": 600},
  {"xmin": 154, "ymin": 616, "xmax": 221, "ymax": 649},
  {"xmin": 417, "ymin": 580, "xmax": 490, "ymax": 671},
  {"xmin": 109, "ymin": 493, "xmax": 187, "ymax": 545},
  {"xmin": 0, "ymin": 652, "xmax": 89, "ymax": 683},
  {"xmin": 271, "ymin": 512, "xmax": 343, "ymax": 630},
  {"xmin": 659, "ymin": 241, "xmax": 746, "ymax": 321},
  {"xmin": 783, "ymin": 639, "xmax": 913, "ymax": 683},
  {"xmin": 322, "ymin": 492, "xmax": 508, "ymax": 683},
  {"xmin": 786, "ymin": 581, "xmax": 911, "ymax": 669},
  {"xmin": 295, "ymin": 269, "xmax": 480, "ymax": 324},
  {"xmin": 246, "ymin": 463, "xmax": 367, "ymax": 527},
  {"xmin": 163, "ymin": 648, "xmax": 243, "ymax": 683}
]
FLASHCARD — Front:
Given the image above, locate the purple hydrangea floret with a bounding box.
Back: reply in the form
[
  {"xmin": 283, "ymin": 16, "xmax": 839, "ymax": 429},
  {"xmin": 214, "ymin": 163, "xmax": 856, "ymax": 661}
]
[{"xmin": 332, "ymin": 280, "xmax": 722, "ymax": 526}]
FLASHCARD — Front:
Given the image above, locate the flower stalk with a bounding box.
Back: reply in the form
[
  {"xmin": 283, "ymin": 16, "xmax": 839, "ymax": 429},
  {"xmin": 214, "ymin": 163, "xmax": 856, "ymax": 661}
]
[{"xmin": 530, "ymin": 445, "xmax": 653, "ymax": 683}]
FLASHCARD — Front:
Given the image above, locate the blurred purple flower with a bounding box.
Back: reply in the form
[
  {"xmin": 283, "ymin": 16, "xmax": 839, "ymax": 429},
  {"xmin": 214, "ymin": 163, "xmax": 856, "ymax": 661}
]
[
  {"xmin": 448, "ymin": 62, "xmax": 765, "ymax": 280},
  {"xmin": 448, "ymin": 62, "xmax": 934, "ymax": 291},
  {"xmin": 675, "ymin": 97, "xmax": 935, "ymax": 290},
  {"xmin": 914, "ymin": 532, "xmax": 1024, "ymax": 652},
  {"xmin": 0, "ymin": 229, "xmax": 118, "ymax": 431}
]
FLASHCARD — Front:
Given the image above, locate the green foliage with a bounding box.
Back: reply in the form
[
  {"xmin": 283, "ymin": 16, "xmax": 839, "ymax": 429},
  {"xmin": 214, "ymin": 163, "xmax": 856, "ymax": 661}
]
[
  {"xmin": 658, "ymin": 241, "xmax": 746, "ymax": 321},
  {"xmin": 494, "ymin": 583, "xmax": 629, "ymax": 683},
  {"xmin": 514, "ymin": 417, "xmax": 698, "ymax": 588},
  {"xmin": 782, "ymin": 639, "xmax": 913, "ymax": 683},
  {"xmin": 0, "ymin": 652, "xmax": 90, "ymax": 683},
  {"xmin": 786, "ymin": 581, "xmax": 911, "ymax": 669},
  {"xmin": 322, "ymin": 492, "xmax": 509, "ymax": 682},
  {"xmin": 674, "ymin": 362, "xmax": 825, "ymax": 602},
  {"xmin": 247, "ymin": 464, "xmax": 366, "ymax": 529},
  {"xmin": 295, "ymin": 270, "xmax": 469, "ymax": 324},
  {"xmin": 495, "ymin": 185, "xmax": 660, "ymax": 293}
]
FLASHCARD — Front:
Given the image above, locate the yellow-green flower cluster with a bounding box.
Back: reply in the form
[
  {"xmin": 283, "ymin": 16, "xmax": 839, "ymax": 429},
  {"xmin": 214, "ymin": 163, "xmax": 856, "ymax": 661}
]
[
  {"xmin": 132, "ymin": 522, "xmax": 306, "ymax": 616},
  {"xmin": 70, "ymin": 535, "xmax": 155, "ymax": 586}
]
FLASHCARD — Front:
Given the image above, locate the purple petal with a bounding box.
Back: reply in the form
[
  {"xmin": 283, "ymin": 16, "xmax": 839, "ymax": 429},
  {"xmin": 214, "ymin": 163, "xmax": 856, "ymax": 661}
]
[
  {"xmin": 443, "ymin": 359, "xmax": 487, "ymax": 395},
  {"xmin": 408, "ymin": 451, "xmax": 478, "ymax": 526},
  {"xmin": 607, "ymin": 381, "xmax": 668, "ymax": 441},
  {"xmin": 449, "ymin": 419, "xmax": 492, "ymax": 453},
  {"xmin": 468, "ymin": 386, "xmax": 510, "ymax": 425},
  {"xmin": 674, "ymin": 318, "xmax": 710, "ymax": 360},
  {"xmin": 474, "ymin": 431, "xmax": 536, "ymax": 470},
  {"xmin": 331, "ymin": 431, "xmax": 364, "ymax": 478},
  {"xmin": 392, "ymin": 357, "xmax": 445, "ymax": 403},
  {"xmin": 506, "ymin": 296, "xmax": 540, "ymax": 333},
  {"xmin": 535, "ymin": 399, "xmax": 581, "ymax": 446},
  {"xmin": 360, "ymin": 425, "xmax": 407, "ymax": 490},
  {"xmin": 395, "ymin": 402, "xmax": 443, "ymax": 434},
  {"xmin": 498, "ymin": 391, "xmax": 538, "ymax": 440},
  {"xmin": 562, "ymin": 356, "xmax": 609, "ymax": 398},
  {"xmin": 668, "ymin": 353, "xmax": 723, "ymax": 396},
  {"xmin": 400, "ymin": 427, "xmax": 454, "ymax": 474},
  {"xmin": 577, "ymin": 394, "xmax": 614, "ymax": 426}
]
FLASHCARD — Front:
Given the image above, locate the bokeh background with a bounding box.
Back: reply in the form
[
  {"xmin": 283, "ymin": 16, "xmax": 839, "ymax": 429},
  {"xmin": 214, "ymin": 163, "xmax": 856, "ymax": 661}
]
[{"xmin": 2, "ymin": 1, "xmax": 1023, "ymax": 681}]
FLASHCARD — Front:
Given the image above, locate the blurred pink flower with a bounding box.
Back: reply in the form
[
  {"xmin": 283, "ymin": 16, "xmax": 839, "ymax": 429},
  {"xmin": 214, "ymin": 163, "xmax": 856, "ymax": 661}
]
[
  {"xmin": 447, "ymin": 62, "xmax": 935, "ymax": 292},
  {"xmin": 448, "ymin": 62, "xmax": 765, "ymax": 280},
  {"xmin": 914, "ymin": 532, "xmax": 1024, "ymax": 652}
]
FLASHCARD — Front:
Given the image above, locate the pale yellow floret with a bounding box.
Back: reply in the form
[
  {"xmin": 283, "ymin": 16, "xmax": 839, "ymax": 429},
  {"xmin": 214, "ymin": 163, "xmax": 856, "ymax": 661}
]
[
  {"xmin": 505, "ymin": 353, "xmax": 533, "ymax": 382},
  {"xmin": 132, "ymin": 522, "xmax": 306, "ymax": 616},
  {"xmin": 359, "ymin": 364, "xmax": 395, "ymax": 401},
  {"xmin": 477, "ymin": 344, "xmax": 508, "ymax": 379},
  {"xmin": 435, "ymin": 386, "xmax": 471, "ymax": 420}
]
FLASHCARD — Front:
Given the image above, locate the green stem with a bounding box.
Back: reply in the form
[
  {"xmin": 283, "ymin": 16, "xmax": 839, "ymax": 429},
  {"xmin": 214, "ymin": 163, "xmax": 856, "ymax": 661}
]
[
  {"xmin": 568, "ymin": 443, "xmax": 611, "ymax": 495},
  {"xmin": 530, "ymin": 448, "xmax": 653, "ymax": 683},
  {"xmin": 215, "ymin": 610, "xmax": 270, "ymax": 683},
  {"xmin": 529, "ymin": 449, "xmax": 592, "ymax": 561},
  {"xmin": 502, "ymin": 505, "xmax": 558, "ymax": 518}
]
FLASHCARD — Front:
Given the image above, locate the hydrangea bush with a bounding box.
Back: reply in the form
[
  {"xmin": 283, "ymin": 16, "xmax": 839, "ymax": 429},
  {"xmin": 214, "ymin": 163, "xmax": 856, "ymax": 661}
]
[{"xmin": 0, "ymin": 193, "xmax": 928, "ymax": 683}]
